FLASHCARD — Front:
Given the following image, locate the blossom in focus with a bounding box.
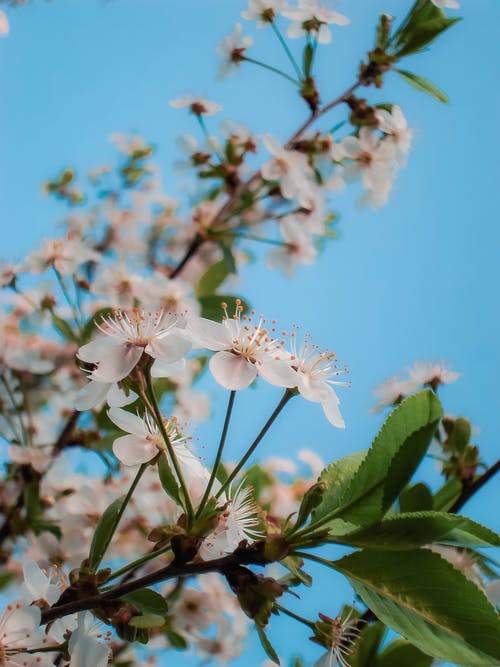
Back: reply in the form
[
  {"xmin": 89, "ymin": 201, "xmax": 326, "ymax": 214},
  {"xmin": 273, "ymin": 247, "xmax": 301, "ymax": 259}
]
[
  {"xmin": 25, "ymin": 236, "xmax": 99, "ymax": 275},
  {"xmin": 216, "ymin": 23, "xmax": 253, "ymax": 79},
  {"xmin": 170, "ymin": 96, "xmax": 223, "ymax": 116},
  {"xmin": 289, "ymin": 332, "xmax": 347, "ymax": 428},
  {"xmin": 77, "ymin": 309, "xmax": 191, "ymax": 383},
  {"xmin": 283, "ymin": 0, "xmax": 350, "ymax": 44},
  {"xmin": 241, "ymin": 0, "xmax": 288, "ymax": 27},
  {"xmin": 187, "ymin": 302, "xmax": 297, "ymax": 391},
  {"xmin": 68, "ymin": 612, "xmax": 111, "ymax": 667},
  {"xmin": 0, "ymin": 602, "xmax": 52, "ymax": 667},
  {"xmin": 199, "ymin": 484, "xmax": 261, "ymax": 560},
  {"xmin": 21, "ymin": 560, "xmax": 64, "ymax": 607},
  {"xmin": 108, "ymin": 408, "xmax": 211, "ymax": 500}
]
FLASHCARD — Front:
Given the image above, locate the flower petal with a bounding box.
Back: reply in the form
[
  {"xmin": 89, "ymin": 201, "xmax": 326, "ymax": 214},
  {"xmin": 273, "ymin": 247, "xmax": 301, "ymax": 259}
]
[
  {"xmin": 77, "ymin": 336, "xmax": 119, "ymax": 363},
  {"xmin": 209, "ymin": 351, "xmax": 257, "ymax": 390},
  {"xmin": 258, "ymin": 359, "xmax": 297, "ymax": 388},
  {"xmin": 112, "ymin": 435, "xmax": 157, "ymax": 466},
  {"xmin": 108, "ymin": 407, "xmax": 147, "ymax": 436},
  {"xmin": 107, "ymin": 384, "xmax": 137, "ymax": 408},
  {"xmin": 320, "ymin": 387, "xmax": 345, "ymax": 429},
  {"xmin": 91, "ymin": 343, "xmax": 143, "ymax": 382},
  {"xmin": 146, "ymin": 332, "xmax": 191, "ymax": 363},
  {"xmin": 187, "ymin": 317, "xmax": 231, "ymax": 350},
  {"xmin": 74, "ymin": 380, "xmax": 111, "ymax": 411}
]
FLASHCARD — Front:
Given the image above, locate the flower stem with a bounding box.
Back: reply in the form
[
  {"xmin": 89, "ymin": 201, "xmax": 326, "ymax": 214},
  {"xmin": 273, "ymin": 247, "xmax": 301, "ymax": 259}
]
[
  {"xmin": 53, "ymin": 267, "xmax": 83, "ymax": 334},
  {"xmin": 270, "ymin": 21, "xmax": 302, "ymax": 81},
  {"xmin": 144, "ymin": 371, "xmax": 195, "ymax": 522},
  {"xmin": 104, "ymin": 543, "xmax": 172, "ymax": 585},
  {"xmin": 197, "ymin": 390, "xmax": 236, "ymax": 517},
  {"xmin": 216, "ymin": 388, "xmax": 295, "ymax": 499},
  {"xmin": 242, "ymin": 56, "xmax": 301, "ymax": 86},
  {"xmin": 93, "ymin": 462, "xmax": 148, "ymax": 572},
  {"xmin": 275, "ymin": 603, "xmax": 316, "ymax": 629}
]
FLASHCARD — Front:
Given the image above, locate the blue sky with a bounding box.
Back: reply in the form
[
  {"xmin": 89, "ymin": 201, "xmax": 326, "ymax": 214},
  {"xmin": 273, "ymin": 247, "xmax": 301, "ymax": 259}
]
[{"xmin": 1, "ymin": 1, "xmax": 499, "ymax": 665}]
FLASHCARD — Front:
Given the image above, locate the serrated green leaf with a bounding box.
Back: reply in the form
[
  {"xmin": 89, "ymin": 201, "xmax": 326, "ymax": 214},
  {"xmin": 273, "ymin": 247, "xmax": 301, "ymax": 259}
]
[
  {"xmin": 123, "ymin": 588, "xmax": 169, "ymax": 616},
  {"xmin": 129, "ymin": 613, "xmax": 165, "ymax": 629},
  {"xmin": 314, "ymin": 391, "xmax": 442, "ymax": 529},
  {"xmin": 256, "ymin": 624, "xmax": 280, "ymax": 665},
  {"xmin": 332, "ymin": 549, "xmax": 500, "ymax": 666},
  {"xmin": 89, "ymin": 494, "xmax": 126, "ymax": 571},
  {"xmin": 311, "ymin": 451, "xmax": 366, "ymax": 523},
  {"xmin": 395, "ymin": 69, "xmax": 448, "ymax": 103},
  {"xmin": 394, "ymin": 17, "xmax": 461, "ymax": 58},
  {"xmin": 332, "ymin": 512, "xmax": 500, "ymax": 550}
]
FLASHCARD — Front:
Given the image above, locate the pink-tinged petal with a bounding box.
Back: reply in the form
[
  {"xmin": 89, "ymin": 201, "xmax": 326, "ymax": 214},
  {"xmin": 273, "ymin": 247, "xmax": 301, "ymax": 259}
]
[
  {"xmin": 151, "ymin": 358, "xmax": 185, "ymax": 378},
  {"xmin": 91, "ymin": 343, "xmax": 143, "ymax": 382},
  {"xmin": 186, "ymin": 317, "xmax": 231, "ymax": 350},
  {"xmin": 112, "ymin": 435, "xmax": 157, "ymax": 466},
  {"xmin": 74, "ymin": 380, "xmax": 110, "ymax": 411},
  {"xmin": 296, "ymin": 373, "xmax": 322, "ymax": 402},
  {"xmin": 209, "ymin": 351, "xmax": 257, "ymax": 390},
  {"xmin": 146, "ymin": 332, "xmax": 191, "ymax": 363},
  {"xmin": 258, "ymin": 359, "xmax": 297, "ymax": 388},
  {"xmin": 108, "ymin": 407, "xmax": 147, "ymax": 437},
  {"xmin": 77, "ymin": 335, "xmax": 119, "ymax": 363},
  {"xmin": 107, "ymin": 384, "xmax": 137, "ymax": 408},
  {"xmin": 320, "ymin": 387, "xmax": 345, "ymax": 429}
]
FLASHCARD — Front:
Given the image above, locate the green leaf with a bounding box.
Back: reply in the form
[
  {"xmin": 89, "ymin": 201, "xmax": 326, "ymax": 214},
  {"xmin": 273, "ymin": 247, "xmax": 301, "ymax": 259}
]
[
  {"xmin": 196, "ymin": 261, "xmax": 231, "ymax": 298},
  {"xmin": 129, "ymin": 613, "xmax": 165, "ymax": 629},
  {"xmin": 51, "ymin": 313, "xmax": 79, "ymax": 343},
  {"xmin": 158, "ymin": 455, "xmax": 181, "ymax": 505},
  {"xmin": 123, "ymin": 588, "xmax": 169, "ymax": 616},
  {"xmin": 395, "ymin": 69, "xmax": 448, "ymax": 103},
  {"xmin": 311, "ymin": 451, "xmax": 366, "ymax": 524},
  {"xmin": 433, "ymin": 477, "xmax": 462, "ymax": 511},
  {"xmin": 332, "ymin": 512, "xmax": 500, "ymax": 550},
  {"xmin": 315, "ymin": 391, "xmax": 443, "ymax": 528},
  {"xmin": 281, "ymin": 556, "xmax": 312, "ymax": 587},
  {"xmin": 256, "ymin": 624, "xmax": 280, "ymax": 665},
  {"xmin": 394, "ymin": 17, "xmax": 461, "ymax": 58},
  {"xmin": 199, "ymin": 295, "xmax": 249, "ymax": 321},
  {"xmin": 23, "ymin": 481, "xmax": 41, "ymax": 521},
  {"xmin": 399, "ymin": 483, "xmax": 433, "ymax": 512},
  {"xmin": 89, "ymin": 495, "xmax": 126, "ymax": 571},
  {"xmin": 349, "ymin": 621, "xmax": 386, "ymax": 667},
  {"xmin": 375, "ymin": 638, "xmax": 433, "ymax": 667},
  {"xmin": 332, "ymin": 549, "xmax": 500, "ymax": 665}
]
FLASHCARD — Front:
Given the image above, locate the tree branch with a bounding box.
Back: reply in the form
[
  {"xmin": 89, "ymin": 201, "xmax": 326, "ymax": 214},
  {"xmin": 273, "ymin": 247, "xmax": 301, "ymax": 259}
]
[{"xmin": 449, "ymin": 458, "xmax": 500, "ymax": 514}]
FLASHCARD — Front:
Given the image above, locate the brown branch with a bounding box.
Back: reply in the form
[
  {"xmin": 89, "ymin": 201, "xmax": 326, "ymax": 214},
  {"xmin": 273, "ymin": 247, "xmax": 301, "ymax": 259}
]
[
  {"xmin": 40, "ymin": 545, "xmax": 267, "ymax": 625},
  {"xmin": 449, "ymin": 459, "xmax": 500, "ymax": 514},
  {"xmin": 51, "ymin": 410, "xmax": 80, "ymax": 457}
]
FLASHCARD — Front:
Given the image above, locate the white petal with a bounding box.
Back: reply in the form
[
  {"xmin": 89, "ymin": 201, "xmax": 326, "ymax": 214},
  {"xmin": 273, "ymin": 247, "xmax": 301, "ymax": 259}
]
[
  {"xmin": 186, "ymin": 317, "xmax": 230, "ymax": 350},
  {"xmin": 151, "ymin": 358, "xmax": 186, "ymax": 378},
  {"xmin": 74, "ymin": 380, "xmax": 111, "ymax": 411},
  {"xmin": 321, "ymin": 387, "xmax": 345, "ymax": 429},
  {"xmin": 91, "ymin": 343, "xmax": 143, "ymax": 382},
  {"xmin": 146, "ymin": 332, "xmax": 191, "ymax": 363},
  {"xmin": 209, "ymin": 351, "xmax": 257, "ymax": 390},
  {"xmin": 258, "ymin": 359, "xmax": 297, "ymax": 388},
  {"xmin": 108, "ymin": 407, "xmax": 147, "ymax": 436},
  {"xmin": 22, "ymin": 561, "xmax": 49, "ymax": 601},
  {"xmin": 77, "ymin": 336, "xmax": 119, "ymax": 363},
  {"xmin": 106, "ymin": 384, "xmax": 137, "ymax": 408},
  {"xmin": 112, "ymin": 435, "xmax": 157, "ymax": 466}
]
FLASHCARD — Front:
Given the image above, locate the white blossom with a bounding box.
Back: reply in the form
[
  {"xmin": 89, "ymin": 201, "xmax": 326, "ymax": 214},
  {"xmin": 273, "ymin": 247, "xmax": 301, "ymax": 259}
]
[
  {"xmin": 216, "ymin": 23, "xmax": 253, "ymax": 79},
  {"xmin": 170, "ymin": 96, "xmax": 223, "ymax": 116},
  {"xmin": 283, "ymin": 0, "xmax": 350, "ymax": 44}
]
